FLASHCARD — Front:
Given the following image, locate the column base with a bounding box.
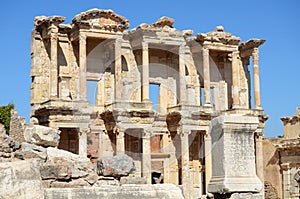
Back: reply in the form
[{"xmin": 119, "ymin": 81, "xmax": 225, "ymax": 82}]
[
  {"xmin": 212, "ymin": 192, "xmax": 263, "ymax": 199},
  {"xmin": 231, "ymin": 104, "xmax": 240, "ymax": 109},
  {"xmin": 254, "ymin": 106, "xmax": 263, "ymax": 110},
  {"xmin": 208, "ymin": 176, "xmax": 262, "ymax": 193},
  {"xmin": 204, "ymin": 103, "xmax": 212, "ymax": 108}
]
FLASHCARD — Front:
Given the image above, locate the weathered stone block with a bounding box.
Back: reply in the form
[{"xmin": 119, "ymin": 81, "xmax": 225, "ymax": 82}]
[
  {"xmin": 40, "ymin": 157, "xmax": 72, "ymax": 180},
  {"xmin": 14, "ymin": 142, "xmax": 47, "ymax": 160},
  {"xmin": 44, "ymin": 184, "xmax": 184, "ymax": 199},
  {"xmin": 97, "ymin": 154, "xmax": 135, "ymax": 178},
  {"xmin": 0, "ymin": 134, "xmax": 20, "ymax": 154},
  {"xmin": 43, "ymin": 147, "xmax": 97, "ymax": 185},
  {"xmin": 24, "ymin": 125, "xmax": 60, "ymax": 147},
  {"xmin": 0, "ymin": 159, "xmax": 44, "ymax": 199},
  {"xmin": 120, "ymin": 176, "xmax": 147, "ymax": 184},
  {"xmin": 208, "ymin": 115, "xmax": 262, "ymax": 195}
]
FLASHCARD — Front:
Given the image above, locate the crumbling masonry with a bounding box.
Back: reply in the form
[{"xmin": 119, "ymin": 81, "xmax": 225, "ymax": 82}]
[{"xmin": 30, "ymin": 9, "xmax": 268, "ymax": 198}]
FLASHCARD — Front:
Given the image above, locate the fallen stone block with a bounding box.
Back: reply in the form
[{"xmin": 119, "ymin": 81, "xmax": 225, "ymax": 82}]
[
  {"xmin": 24, "ymin": 125, "xmax": 60, "ymax": 147},
  {"xmin": 97, "ymin": 154, "xmax": 135, "ymax": 178},
  {"xmin": 14, "ymin": 142, "xmax": 47, "ymax": 160},
  {"xmin": 0, "ymin": 159, "xmax": 44, "ymax": 199}
]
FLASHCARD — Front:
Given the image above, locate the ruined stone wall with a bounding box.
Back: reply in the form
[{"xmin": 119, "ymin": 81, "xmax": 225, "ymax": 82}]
[
  {"xmin": 263, "ymin": 139, "xmax": 282, "ymax": 198},
  {"xmin": 9, "ymin": 110, "xmax": 25, "ymax": 143},
  {"xmin": 30, "ymin": 33, "xmax": 51, "ymax": 104}
]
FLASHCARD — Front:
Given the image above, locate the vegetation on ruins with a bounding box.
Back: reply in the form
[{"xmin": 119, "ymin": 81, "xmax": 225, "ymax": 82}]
[{"xmin": 0, "ymin": 103, "xmax": 14, "ymax": 134}]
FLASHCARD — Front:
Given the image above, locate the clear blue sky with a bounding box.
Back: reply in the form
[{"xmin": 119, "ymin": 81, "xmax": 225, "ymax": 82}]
[{"xmin": 0, "ymin": 0, "xmax": 299, "ymax": 138}]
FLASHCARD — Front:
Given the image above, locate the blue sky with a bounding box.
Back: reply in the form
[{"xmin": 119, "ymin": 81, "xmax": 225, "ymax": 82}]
[{"xmin": 0, "ymin": 1, "xmax": 299, "ymax": 138}]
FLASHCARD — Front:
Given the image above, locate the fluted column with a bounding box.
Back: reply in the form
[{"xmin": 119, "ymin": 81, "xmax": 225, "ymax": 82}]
[
  {"xmin": 115, "ymin": 39, "xmax": 122, "ymax": 101},
  {"xmin": 50, "ymin": 27, "xmax": 58, "ymax": 98},
  {"xmin": 179, "ymin": 44, "xmax": 186, "ymax": 104},
  {"xmin": 142, "ymin": 130, "xmax": 151, "ymax": 184},
  {"xmin": 79, "ymin": 34, "xmax": 87, "ymax": 100},
  {"xmin": 231, "ymin": 50, "xmax": 239, "ymax": 109},
  {"xmin": 203, "ymin": 48, "xmax": 211, "ymax": 106},
  {"xmin": 252, "ymin": 48, "xmax": 261, "ymax": 109},
  {"xmin": 142, "ymin": 42, "xmax": 149, "ymax": 102}
]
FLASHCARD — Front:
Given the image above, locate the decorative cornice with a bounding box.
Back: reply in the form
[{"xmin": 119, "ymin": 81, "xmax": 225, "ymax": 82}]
[
  {"xmin": 128, "ymin": 16, "xmax": 184, "ymax": 37},
  {"xmin": 34, "ymin": 16, "xmax": 66, "ymax": 28},
  {"xmin": 195, "ymin": 26, "xmax": 241, "ymax": 45},
  {"xmin": 239, "ymin": 39, "xmax": 265, "ymax": 52}
]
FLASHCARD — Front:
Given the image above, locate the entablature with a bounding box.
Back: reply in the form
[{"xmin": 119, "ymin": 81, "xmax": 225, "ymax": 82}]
[
  {"xmin": 195, "ymin": 26, "xmax": 240, "ymax": 52},
  {"xmin": 239, "ymin": 39, "xmax": 265, "ymax": 58}
]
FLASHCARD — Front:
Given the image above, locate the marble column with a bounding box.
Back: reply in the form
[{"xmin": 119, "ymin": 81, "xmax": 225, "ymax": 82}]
[
  {"xmin": 252, "ymin": 48, "xmax": 261, "ymax": 109},
  {"xmin": 116, "ymin": 129, "xmax": 125, "ymax": 154},
  {"xmin": 205, "ymin": 133, "xmax": 212, "ymax": 193},
  {"xmin": 255, "ymin": 134, "xmax": 265, "ymax": 198},
  {"xmin": 115, "ymin": 39, "xmax": 122, "ymax": 101},
  {"xmin": 50, "ymin": 28, "xmax": 58, "ymax": 98},
  {"xmin": 231, "ymin": 51, "xmax": 239, "ymax": 109},
  {"xmin": 79, "ymin": 34, "xmax": 87, "ymax": 100},
  {"xmin": 179, "ymin": 44, "xmax": 186, "ymax": 104},
  {"xmin": 142, "ymin": 130, "xmax": 151, "ymax": 184},
  {"xmin": 142, "ymin": 42, "xmax": 149, "ymax": 102},
  {"xmin": 79, "ymin": 129, "xmax": 87, "ymax": 158},
  {"xmin": 203, "ymin": 48, "xmax": 211, "ymax": 106},
  {"xmin": 181, "ymin": 130, "xmax": 192, "ymax": 199}
]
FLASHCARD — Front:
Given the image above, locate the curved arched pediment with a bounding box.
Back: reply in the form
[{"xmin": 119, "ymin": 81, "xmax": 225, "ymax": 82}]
[{"xmin": 72, "ymin": 9, "xmax": 130, "ymax": 32}]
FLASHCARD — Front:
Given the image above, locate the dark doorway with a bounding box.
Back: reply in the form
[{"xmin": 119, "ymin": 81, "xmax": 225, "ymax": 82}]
[{"xmin": 58, "ymin": 128, "xmax": 79, "ymax": 154}]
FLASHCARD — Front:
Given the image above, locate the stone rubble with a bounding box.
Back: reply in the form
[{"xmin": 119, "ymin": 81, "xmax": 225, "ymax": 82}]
[
  {"xmin": 97, "ymin": 154, "xmax": 135, "ymax": 178},
  {"xmin": 0, "ymin": 130, "xmax": 151, "ymax": 198}
]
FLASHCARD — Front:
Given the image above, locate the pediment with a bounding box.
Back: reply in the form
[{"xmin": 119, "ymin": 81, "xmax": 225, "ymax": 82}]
[{"xmin": 72, "ymin": 9, "xmax": 130, "ymax": 31}]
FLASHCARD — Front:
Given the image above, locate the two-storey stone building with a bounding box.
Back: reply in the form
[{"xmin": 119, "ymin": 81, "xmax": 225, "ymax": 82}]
[{"xmin": 30, "ymin": 9, "xmax": 267, "ymax": 198}]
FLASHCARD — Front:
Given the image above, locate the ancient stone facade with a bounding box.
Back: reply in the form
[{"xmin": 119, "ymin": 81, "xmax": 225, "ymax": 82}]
[
  {"xmin": 263, "ymin": 108, "xmax": 300, "ymax": 199},
  {"xmin": 29, "ymin": 9, "xmax": 267, "ymax": 198}
]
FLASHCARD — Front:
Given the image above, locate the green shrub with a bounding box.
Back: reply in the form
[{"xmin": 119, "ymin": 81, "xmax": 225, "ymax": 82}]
[{"xmin": 0, "ymin": 103, "xmax": 14, "ymax": 134}]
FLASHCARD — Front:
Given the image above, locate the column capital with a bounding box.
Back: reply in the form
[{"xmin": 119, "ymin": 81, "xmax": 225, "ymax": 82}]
[
  {"xmin": 231, "ymin": 50, "xmax": 240, "ymax": 57},
  {"xmin": 79, "ymin": 34, "xmax": 87, "ymax": 44},
  {"xmin": 50, "ymin": 32, "xmax": 58, "ymax": 41},
  {"xmin": 142, "ymin": 41, "xmax": 148, "ymax": 50},
  {"xmin": 179, "ymin": 44, "xmax": 186, "ymax": 54},
  {"xmin": 252, "ymin": 47, "xmax": 259, "ymax": 55},
  {"xmin": 202, "ymin": 47, "xmax": 209, "ymax": 54}
]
